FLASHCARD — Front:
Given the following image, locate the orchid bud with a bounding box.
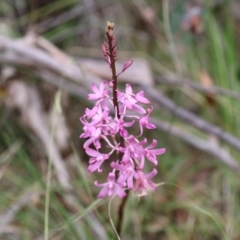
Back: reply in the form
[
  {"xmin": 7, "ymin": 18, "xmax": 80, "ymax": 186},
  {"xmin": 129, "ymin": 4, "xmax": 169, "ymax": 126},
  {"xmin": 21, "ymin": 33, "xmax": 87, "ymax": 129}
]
[{"xmin": 121, "ymin": 60, "xmax": 133, "ymax": 73}]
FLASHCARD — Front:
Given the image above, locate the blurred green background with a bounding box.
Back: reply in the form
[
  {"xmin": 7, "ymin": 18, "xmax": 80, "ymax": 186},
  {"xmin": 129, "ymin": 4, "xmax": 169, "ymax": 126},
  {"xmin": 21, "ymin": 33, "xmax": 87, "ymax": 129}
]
[{"xmin": 1, "ymin": 0, "xmax": 240, "ymax": 239}]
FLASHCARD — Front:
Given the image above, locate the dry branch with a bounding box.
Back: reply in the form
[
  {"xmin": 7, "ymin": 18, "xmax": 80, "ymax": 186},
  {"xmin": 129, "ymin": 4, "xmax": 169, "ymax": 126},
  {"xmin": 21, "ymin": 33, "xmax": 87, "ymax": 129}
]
[
  {"xmin": 0, "ymin": 35, "xmax": 97, "ymax": 88},
  {"xmin": 144, "ymin": 86, "xmax": 240, "ymax": 152},
  {"xmin": 156, "ymin": 75, "xmax": 240, "ymax": 101},
  {"xmin": 152, "ymin": 119, "xmax": 240, "ymax": 173}
]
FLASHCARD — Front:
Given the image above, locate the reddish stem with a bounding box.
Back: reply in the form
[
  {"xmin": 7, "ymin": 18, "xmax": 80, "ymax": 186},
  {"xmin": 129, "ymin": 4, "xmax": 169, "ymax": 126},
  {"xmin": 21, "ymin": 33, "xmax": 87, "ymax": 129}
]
[{"xmin": 106, "ymin": 22, "xmax": 129, "ymax": 236}]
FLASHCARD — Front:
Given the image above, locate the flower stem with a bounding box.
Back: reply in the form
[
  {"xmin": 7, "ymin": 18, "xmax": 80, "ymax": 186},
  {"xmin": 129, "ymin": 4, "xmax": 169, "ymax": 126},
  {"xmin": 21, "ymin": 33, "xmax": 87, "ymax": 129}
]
[
  {"xmin": 106, "ymin": 23, "xmax": 120, "ymax": 119},
  {"xmin": 106, "ymin": 22, "xmax": 125, "ymax": 154},
  {"xmin": 116, "ymin": 189, "xmax": 129, "ymax": 235},
  {"xmin": 106, "ymin": 22, "xmax": 129, "ymax": 236}
]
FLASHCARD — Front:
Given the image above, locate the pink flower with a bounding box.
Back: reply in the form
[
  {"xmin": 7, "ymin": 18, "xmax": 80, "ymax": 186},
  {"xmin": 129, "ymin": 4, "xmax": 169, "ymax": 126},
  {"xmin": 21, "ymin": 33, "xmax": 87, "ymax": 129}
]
[
  {"xmin": 80, "ymin": 105, "xmax": 112, "ymax": 149},
  {"xmin": 88, "ymin": 81, "xmax": 109, "ymax": 101},
  {"xmin": 80, "ymin": 23, "xmax": 166, "ymax": 198},
  {"xmin": 94, "ymin": 172, "xmax": 126, "ymax": 198},
  {"xmin": 80, "ymin": 78, "xmax": 166, "ymax": 197},
  {"xmin": 139, "ymin": 107, "xmax": 156, "ymax": 136},
  {"xmin": 110, "ymin": 116, "xmax": 135, "ymax": 137},
  {"xmin": 111, "ymin": 160, "xmax": 136, "ymax": 188},
  {"xmin": 84, "ymin": 106, "xmax": 98, "ymax": 118},
  {"xmin": 117, "ymin": 84, "xmax": 146, "ymax": 114},
  {"xmin": 121, "ymin": 135, "xmax": 146, "ymax": 162},
  {"xmin": 86, "ymin": 148, "xmax": 109, "ymax": 172},
  {"xmin": 144, "ymin": 140, "xmax": 166, "ymax": 165},
  {"xmin": 134, "ymin": 169, "xmax": 158, "ymax": 196},
  {"xmin": 134, "ymin": 91, "xmax": 150, "ymax": 104}
]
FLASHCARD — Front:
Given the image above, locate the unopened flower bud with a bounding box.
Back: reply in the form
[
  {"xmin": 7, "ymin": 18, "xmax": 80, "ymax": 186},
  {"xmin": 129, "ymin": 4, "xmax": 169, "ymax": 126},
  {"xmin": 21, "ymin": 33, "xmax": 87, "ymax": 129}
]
[
  {"xmin": 122, "ymin": 60, "xmax": 133, "ymax": 73},
  {"xmin": 106, "ymin": 21, "xmax": 115, "ymax": 37}
]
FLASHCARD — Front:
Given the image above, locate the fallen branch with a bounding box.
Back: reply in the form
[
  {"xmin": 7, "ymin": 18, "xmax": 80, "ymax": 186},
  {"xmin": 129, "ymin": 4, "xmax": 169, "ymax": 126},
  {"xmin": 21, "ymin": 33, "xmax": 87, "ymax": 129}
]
[
  {"xmin": 156, "ymin": 75, "xmax": 240, "ymax": 101},
  {"xmin": 152, "ymin": 119, "xmax": 240, "ymax": 173},
  {"xmin": 0, "ymin": 35, "xmax": 97, "ymax": 88}
]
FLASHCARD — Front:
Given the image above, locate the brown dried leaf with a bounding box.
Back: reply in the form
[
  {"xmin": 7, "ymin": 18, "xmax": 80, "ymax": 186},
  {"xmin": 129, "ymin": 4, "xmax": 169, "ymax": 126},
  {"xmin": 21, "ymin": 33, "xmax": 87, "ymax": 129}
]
[
  {"xmin": 198, "ymin": 70, "xmax": 213, "ymax": 88},
  {"xmin": 198, "ymin": 70, "xmax": 216, "ymax": 106}
]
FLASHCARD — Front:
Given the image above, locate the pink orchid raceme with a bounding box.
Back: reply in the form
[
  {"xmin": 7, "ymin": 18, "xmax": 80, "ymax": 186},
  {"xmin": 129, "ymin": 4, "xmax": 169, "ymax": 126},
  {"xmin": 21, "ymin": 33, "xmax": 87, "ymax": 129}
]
[{"xmin": 80, "ymin": 22, "xmax": 165, "ymax": 198}]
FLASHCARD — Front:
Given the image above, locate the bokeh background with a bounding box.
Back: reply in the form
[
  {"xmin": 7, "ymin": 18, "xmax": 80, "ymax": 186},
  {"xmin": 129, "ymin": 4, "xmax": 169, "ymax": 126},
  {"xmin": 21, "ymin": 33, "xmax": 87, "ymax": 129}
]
[{"xmin": 1, "ymin": 0, "xmax": 240, "ymax": 239}]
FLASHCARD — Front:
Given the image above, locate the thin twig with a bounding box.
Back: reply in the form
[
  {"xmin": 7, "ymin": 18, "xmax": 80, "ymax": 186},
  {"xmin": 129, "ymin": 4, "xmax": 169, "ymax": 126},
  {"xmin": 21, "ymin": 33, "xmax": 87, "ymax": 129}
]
[{"xmin": 156, "ymin": 75, "xmax": 240, "ymax": 101}]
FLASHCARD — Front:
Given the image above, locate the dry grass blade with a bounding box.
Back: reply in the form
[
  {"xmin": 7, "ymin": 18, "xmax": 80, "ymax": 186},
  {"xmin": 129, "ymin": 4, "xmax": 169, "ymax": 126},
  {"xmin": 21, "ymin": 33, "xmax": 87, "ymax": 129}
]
[{"xmin": 0, "ymin": 140, "xmax": 23, "ymax": 165}]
